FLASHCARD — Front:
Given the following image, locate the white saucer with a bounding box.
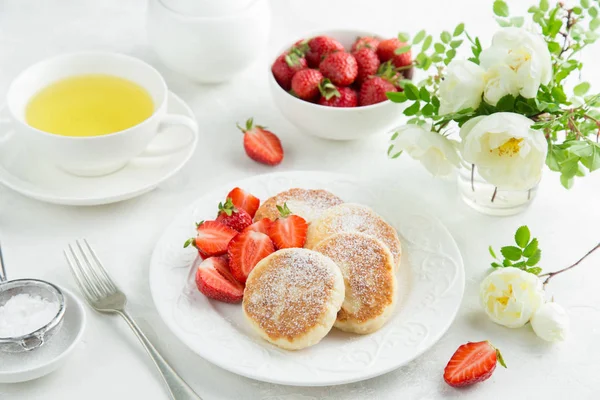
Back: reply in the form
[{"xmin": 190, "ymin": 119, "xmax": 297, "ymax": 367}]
[
  {"xmin": 0, "ymin": 287, "xmax": 86, "ymax": 383},
  {"xmin": 0, "ymin": 92, "xmax": 198, "ymax": 206}
]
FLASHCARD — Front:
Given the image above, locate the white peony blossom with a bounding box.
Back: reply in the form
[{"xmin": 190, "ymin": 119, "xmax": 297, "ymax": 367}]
[
  {"xmin": 483, "ymin": 64, "xmax": 520, "ymax": 106},
  {"xmin": 460, "ymin": 112, "xmax": 548, "ymax": 190},
  {"xmin": 391, "ymin": 124, "xmax": 460, "ymax": 177},
  {"xmin": 480, "ymin": 27, "xmax": 552, "ymax": 100},
  {"xmin": 530, "ymin": 302, "xmax": 569, "ymax": 342},
  {"xmin": 480, "ymin": 267, "xmax": 545, "ymax": 328},
  {"xmin": 438, "ymin": 60, "xmax": 486, "ymax": 115}
]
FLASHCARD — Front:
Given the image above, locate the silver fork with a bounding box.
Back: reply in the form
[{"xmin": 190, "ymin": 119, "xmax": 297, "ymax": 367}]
[{"xmin": 64, "ymin": 239, "xmax": 202, "ymax": 400}]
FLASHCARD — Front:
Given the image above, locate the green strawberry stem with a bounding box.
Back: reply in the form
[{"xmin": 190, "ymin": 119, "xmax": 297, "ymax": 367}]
[
  {"xmin": 276, "ymin": 203, "xmax": 293, "ymax": 218},
  {"xmin": 183, "ymin": 237, "xmax": 196, "ymax": 248},
  {"xmin": 318, "ymin": 78, "xmax": 340, "ymax": 100}
]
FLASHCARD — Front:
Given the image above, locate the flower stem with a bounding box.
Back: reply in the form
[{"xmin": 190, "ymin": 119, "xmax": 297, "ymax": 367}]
[{"xmin": 540, "ymin": 242, "xmax": 600, "ymax": 288}]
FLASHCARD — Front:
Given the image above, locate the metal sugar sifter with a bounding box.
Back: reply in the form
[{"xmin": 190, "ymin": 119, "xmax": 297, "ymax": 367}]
[{"xmin": 0, "ymin": 243, "xmax": 66, "ymax": 352}]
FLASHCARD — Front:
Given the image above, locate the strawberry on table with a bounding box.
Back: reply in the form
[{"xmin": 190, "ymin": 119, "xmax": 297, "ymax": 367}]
[
  {"xmin": 216, "ymin": 198, "xmax": 253, "ymax": 232},
  {"xmin": 243, "ymin": 218, "xmax": 273, "ymax": 235},
  {"xmin": 195, "ymin": 257, "xmax": 244, "ymax": 303},
  {"xmin": 306, "ymin": 36, "xmax": 344, "ymax": 68},
  {"xmin": 272, "ymin": 53, "xmax": 308, "ymax": 90},
  {"xmin": 359, "ymin": 76, "xmax": 397, "ymax": 106},
  {"xmin": 353, "ymin": 47, "xmax": 380, "ymax": 86},
  {"xmin": 237, "ymin": 118, "xmax": 284, "ymax": 166},
  {"xmin": 228, "ymin": 230, "xmax": 275, "ymax": 284},
  {"xmin": 291, "ymin": 69, "xmax": 324, "ymax": 101},
  {"xmin": 226, "ymin": 187, "xmax": 260, "ymax": 218},
  {"xmin": 318, "ymin": 80, "xmax": 357, "ymax": 108},
  {"xmin": 444, "ymin": 341, "xmax": 507, "ymax": 388},
  {"xmin": 351, "ymin": 36, "xmax": 380, "ymax": 53},
  {"xmin": 184, "ymin": 220, "xmax": 237, "ymax": 257},
  {"xmin": 267, "ymin": 203, "xmax": 308, "ymax": 249},
  {"xmin": 319, "ymin": 52, "xmax": 358, "ymax": 86}
]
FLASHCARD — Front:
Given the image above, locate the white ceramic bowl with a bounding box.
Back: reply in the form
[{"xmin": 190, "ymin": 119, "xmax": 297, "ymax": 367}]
[
  {"xmin": 147, "ymin": 0, "xmax": 271, "ymax": 83},
  {"xmin": 268, "ymin": 29, "xmax": 407, "ymax": 141}
]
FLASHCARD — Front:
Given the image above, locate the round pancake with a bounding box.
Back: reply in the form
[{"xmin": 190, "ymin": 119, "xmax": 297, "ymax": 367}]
[
  {"xmin": 254, "ymin": 188, "xmax": 343, "ymax": 223},
  {"xmin": 305, "ymin": 203, "xmax": 402, "ymax": 268},
  {"xmin": 314, "ymin": 233, "xmax": 397, "ymax": 334},
  {"xmin": 243, "ymin": 248, "xmax": 344, "ymax": 350}
]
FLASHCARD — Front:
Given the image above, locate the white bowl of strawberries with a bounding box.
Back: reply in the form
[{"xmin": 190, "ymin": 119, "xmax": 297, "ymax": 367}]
[{"xmin": 269, "ymin": 30, "xmax": 412, "ymax": 141}]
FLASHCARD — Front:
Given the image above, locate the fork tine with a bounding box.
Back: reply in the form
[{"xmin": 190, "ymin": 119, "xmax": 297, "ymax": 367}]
[
  {"xmin": 64, "ymin": 248, "xmax": 96, "ymax": 302},
  {"xmin": 67, "ymin": 243, "xmax": 102, "ymax": 300},
  {"xmin": 75, "ymin": 239, "xmax": 112, "ymax": 295},
  {"xmin": 83, "ymin": 239, "xmax": 118, "ymax": 292}
]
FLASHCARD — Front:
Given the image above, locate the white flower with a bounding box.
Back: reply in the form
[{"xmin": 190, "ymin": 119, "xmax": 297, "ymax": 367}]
[
  {"xmin": 438, "ymin": 60, "xmax": 486, "ymax": 115},
  {"xmin": 460, "ymin": 112, "xmax": 548, "ymax": 190},
  {"xmin": 483, "ymin": 64, "xmax": 520, "ymax": 106},
  {"xmin": 480, "ymin": 267, "xmax": 544, "ymax": 328},
  {"xmin": 391, "ymin": 124, "xmax": 460, "ymax": 177},
  {"xmin": 530, "ymin": 302, "xmax": 569, "ymax": 342},
  {"xmin": 480, "ymin": 27, "xmax": 552, "ymax": 100}
]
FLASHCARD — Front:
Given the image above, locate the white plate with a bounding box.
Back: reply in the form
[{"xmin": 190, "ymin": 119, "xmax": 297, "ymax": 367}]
[
  {"xmin": 0, "ymin": 287, "xmax": 86, "ymax": 383},
  {"xmin": 0, "ymin": 91, "xmax": 198, "ymax": 206},
  {"xmin": 149, "ymin": 171, "xmax": 465, "ymax": 386}
]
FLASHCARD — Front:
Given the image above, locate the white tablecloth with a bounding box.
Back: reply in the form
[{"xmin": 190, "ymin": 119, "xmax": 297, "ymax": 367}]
[{"xmin": 1, "ymin": 0, "xmax": 599, "ymax": 399}]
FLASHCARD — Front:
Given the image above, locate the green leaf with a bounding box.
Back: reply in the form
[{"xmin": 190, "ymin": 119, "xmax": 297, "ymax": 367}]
[
  {"xmin": 496, "ymin": 18, "xmax": 511, "ymax": 27},
  {"xmin": 431, "ymin": 96, "xmax": 440, "ymax": 108},
  {"xmin": 489, "ymin": 246, "xmax": 497, "ymax": 259},
  {"xmin": 404, "ymin": 83, "xmax": 420, "ymax": 100},
  {"xmin": 398, "ymin": 32, "xmax": 410, "ymax": 42},
  {"xmin": 591, "ymin": 18, "xmax": 600, "ymax": 31},
  {"xmin": 419, "ymin": 86, "xmax": 431, "ymax": 102},
  {"xmin": 526, "ymin": 267, "xmax": 542, "ymax": 275},
  {"xmin": 581, "ymin": 143, "xmax": 600, "ymax": 171},
  {"xmin": 503, "ymin": 259, "xmax": 513, "ymax": 267},
  {"xmin": 450, "ymin": 40, "xmax": 463, "ymax": 49},
  {"xmin": 421, "ymin": 103, "xmax": 434, "ymax": 116},
  {"xmin": 548, "ymin": 41, "xmax": 561, "ymax": 54},
  {"xmin": 514, "ymin": 226, "xmax": 531, "ymax": 248},
  {"xmin": 526, "ymin": 249, "xmax": 542, "ymax": 266},
  {"xmin": 510, "ymin": 16, "xmax": 525, "ymax": 27},
  {"xmin": 422, "ymin": 35, "xmax": 433, "ymax": 51},
  {"xmin": 540, "ymin": 0, "xmax": 549, "ymax": 11},
  {"xmin": 501, "ymin": 246, "xmax": 522, "ymax": 261},
  {"xmin": 493, "ymin": 0, "xmax": 509, "ymax": 17},
  {"xmin": 434, "ymin": 43, "xmax": 446, "ymax": 53},
  {"xmin": 560, "ymin": 174, "xmax": 574, "ymax": 189},
  {"xmin": 413, "ymin": 30, "xmax": 426, "ymax": 44},
  {"xmin": 453, "ymin": 23, "xmax": 465, "ymax": 36},
  {"xmin": 551, "ymin": 86, "xmax": 568, "ymax": 103},
  {"xmin": 590, "ymin": 7, "xmax": 598, "ymax": 18},
  {"xmin": 560, "ymin": 157, "xmax": 580, "ymax": 179},
  {"xmin": 581, "ymin": 0, "xmax": 590, "ymax": 8},
  {"xmin": 403, "ymin": 101, "xmax": 420, "ymax": 116},
  {"xmin": 523, "ymin": 238, "xmax": 539, "ymax": 257},
  {"xmin": 390, "ymin": 131, "xmax": 399, "ymax": 140},
  {"xmin": 491, "ymin": 262, "xmax": 503, "ymax": 268},
  {"xmin": 446, "ymin": 49, "xmax": 456, "ymax": 59},
  {"xmin": 386, "ymin": 91, "xmax": 408, "ymax": 103},
  {"xmin": 496, "ymin": 94, "xmax": 515, "ymax": 112},
  {"xmin": 573, "ymin": 6, "xmax": 583, "ymax": 15},
  {"xmin": 395, "ymin": 45, "xmax": 411, "ymax": 55},
  {"xmin": 441, "ymin": 31, "xmax": 452, "ymax": 43}
]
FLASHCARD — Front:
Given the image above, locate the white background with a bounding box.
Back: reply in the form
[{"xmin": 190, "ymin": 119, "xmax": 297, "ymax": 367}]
[{"xmin": 1, "ymin": 0, "xmax": 599, "ymax": 399}]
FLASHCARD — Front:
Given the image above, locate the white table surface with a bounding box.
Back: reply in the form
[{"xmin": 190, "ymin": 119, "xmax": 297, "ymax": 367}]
[{"xmin": 1, "ymin": 0, "xmax": 599, "ymax": 399}]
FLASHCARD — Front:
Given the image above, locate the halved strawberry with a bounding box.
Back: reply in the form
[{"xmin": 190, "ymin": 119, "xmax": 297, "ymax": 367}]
[
  {"xmin": 267, "ymin": 203, "xmax": 308, "ymax": 249},
  {"xmin": 237, "ymin": 118, "xmax": 284, "ymax": 166},
  {"xmin": 226, "ymin": 187, "xmax": 260, "ymax": 218},
  {"xmin": 228, "ymin": 230, "xmax": 275, "ymax": 284},
  {"xmin": 195, "ymin": 257, "xmax": 244, "ymax": 303},
  {"xmin": 443, "ymin": 341, "xmax": 507, "ymax": 388},
  {"xmin": 243, "ymin": 218, "xmax": 273, "ymax": 235},
  {"xmin": 184, "ymin": 220, "xmax": 237, "ymax": 257},
  {"xmin": 216, "ymin": 198, "xmax": 252, "ymax": 232}
]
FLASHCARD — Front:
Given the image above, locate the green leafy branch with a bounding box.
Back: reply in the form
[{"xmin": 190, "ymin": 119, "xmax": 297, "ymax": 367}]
[{"xmin": 489, "ymin": 225, "xmax": 542, "ymax": 275}]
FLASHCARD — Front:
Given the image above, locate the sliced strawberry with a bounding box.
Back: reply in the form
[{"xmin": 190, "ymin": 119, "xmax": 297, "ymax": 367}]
[
  {"xmin": 267, "ymin": 203, "xmax": 308, "ymax": 249},
  {"xmin": 228, "ymin": 231, "xmax": 275, "ymax": 284},
  {"xmin": 195, "ymin": 257, "xmax": 244, "ymax": 303},
  {"xmin": 226, "ymin": 187, "xmax": 260, "ymax": 218},
  {"xmin": 184, "ymin": 220, "xmax": 237, "ymax": 256},
  {"xmin": 216, "ymin": 198, "xmax": 252, "ymax": 232},
  {"xmin": 237, "ymin": 118, "xmax": 284, "ymax": 166},
  {"xmin": 243, "ymin": 218, "xmax": 273, "ymax": 235},
  {"xmin": 444, "ymin": 341, "xmax": 507, "ymax": 388}
]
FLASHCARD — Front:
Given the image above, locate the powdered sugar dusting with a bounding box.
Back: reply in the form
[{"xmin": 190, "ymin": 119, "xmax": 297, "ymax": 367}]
[
  {"xmin": 243, "ymin": 249, "xmax": 337, "ymax": 340},
  {"xmin": 254, "ymin": 189, "xmax": 343, "ymax": 222}
]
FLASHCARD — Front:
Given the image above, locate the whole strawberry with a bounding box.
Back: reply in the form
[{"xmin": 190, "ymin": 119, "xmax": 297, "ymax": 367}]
[
  {"xmin": 318, "ymin": 80, "xmax": 357, "ymax": 107},
  {"xmin": 216, "ymin": 198, "xmax": 253, "ymax": 232},
  {"xmin": 351, "ymin": 36, "xmax": 380, "ymax": 53},
  {"xmin": 271, "ymin": 53, "xmax": 307, "ymax": 90},
  {"xmin": 306, "ymin": 36, "xmax": 344, "ymax": 68},
  {"xmin": 237, "ymin": 118, "xmax": 284, "ymax": 166},
  {"xmin": 359, "ymin": 76, "xmax": 397, "ymax": 106},
  {"xmin": 319, "ymin": 52, "xmax": 358, "ymax": 86},
  {"xmin": 377, "ymin": 38, "xmax": 413, "ymax": 79},
  {"xmin": 291, "ymin": 69, "xmax": 323, "ymax": 101},
  {"xmin": 353, "ymin": 47, "xmax": 380, "ymax": 86}
]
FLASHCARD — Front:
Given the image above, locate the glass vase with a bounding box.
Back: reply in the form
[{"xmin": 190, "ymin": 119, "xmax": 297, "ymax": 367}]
[{"xmin": 457, "ymin": 166, "xmax": 538, "ymax": 216}]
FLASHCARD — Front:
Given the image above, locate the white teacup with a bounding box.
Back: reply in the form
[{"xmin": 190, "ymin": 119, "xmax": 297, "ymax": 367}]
[{"xmin": 0, "ymin": 52, "xmax": 198, "ymax": 177}]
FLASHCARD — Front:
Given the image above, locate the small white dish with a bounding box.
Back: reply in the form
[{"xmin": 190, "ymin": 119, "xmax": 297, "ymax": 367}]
[
  {"xmin": 0, "ymin": 91, "xmax": 198, "ymax": 206},
  {"xmin": 0, "ymin": 287, "xmax": 86, "ymax": 383},
  {"xmin": 268, "ymin": 29, "xmax": 407, "ymax": 141},
  {"xmin": 149, "ymin": 171, "xmax": 465, "ymax": 386},
  {"xmin": 147, "ymin": 0, "xmax": 271, "ymax": 83}
]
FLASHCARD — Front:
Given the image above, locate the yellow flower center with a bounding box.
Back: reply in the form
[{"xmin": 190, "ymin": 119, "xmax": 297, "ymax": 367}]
[
  {"xmin": 497, "ymin": 285, "xmax": 513, "ymax": 307},
  {"xmin": 493, "ymin": 137, "xmax": 524, "ymax": 157},
  {"xmin": 507, "ymin": 48, "xmax": 531, "ymax": 71}
]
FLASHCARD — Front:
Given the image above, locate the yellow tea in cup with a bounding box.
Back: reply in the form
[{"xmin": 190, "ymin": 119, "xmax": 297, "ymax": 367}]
[{"xmin": 25, "ymin": 74, "xmax": 154, "ymax": 137}]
